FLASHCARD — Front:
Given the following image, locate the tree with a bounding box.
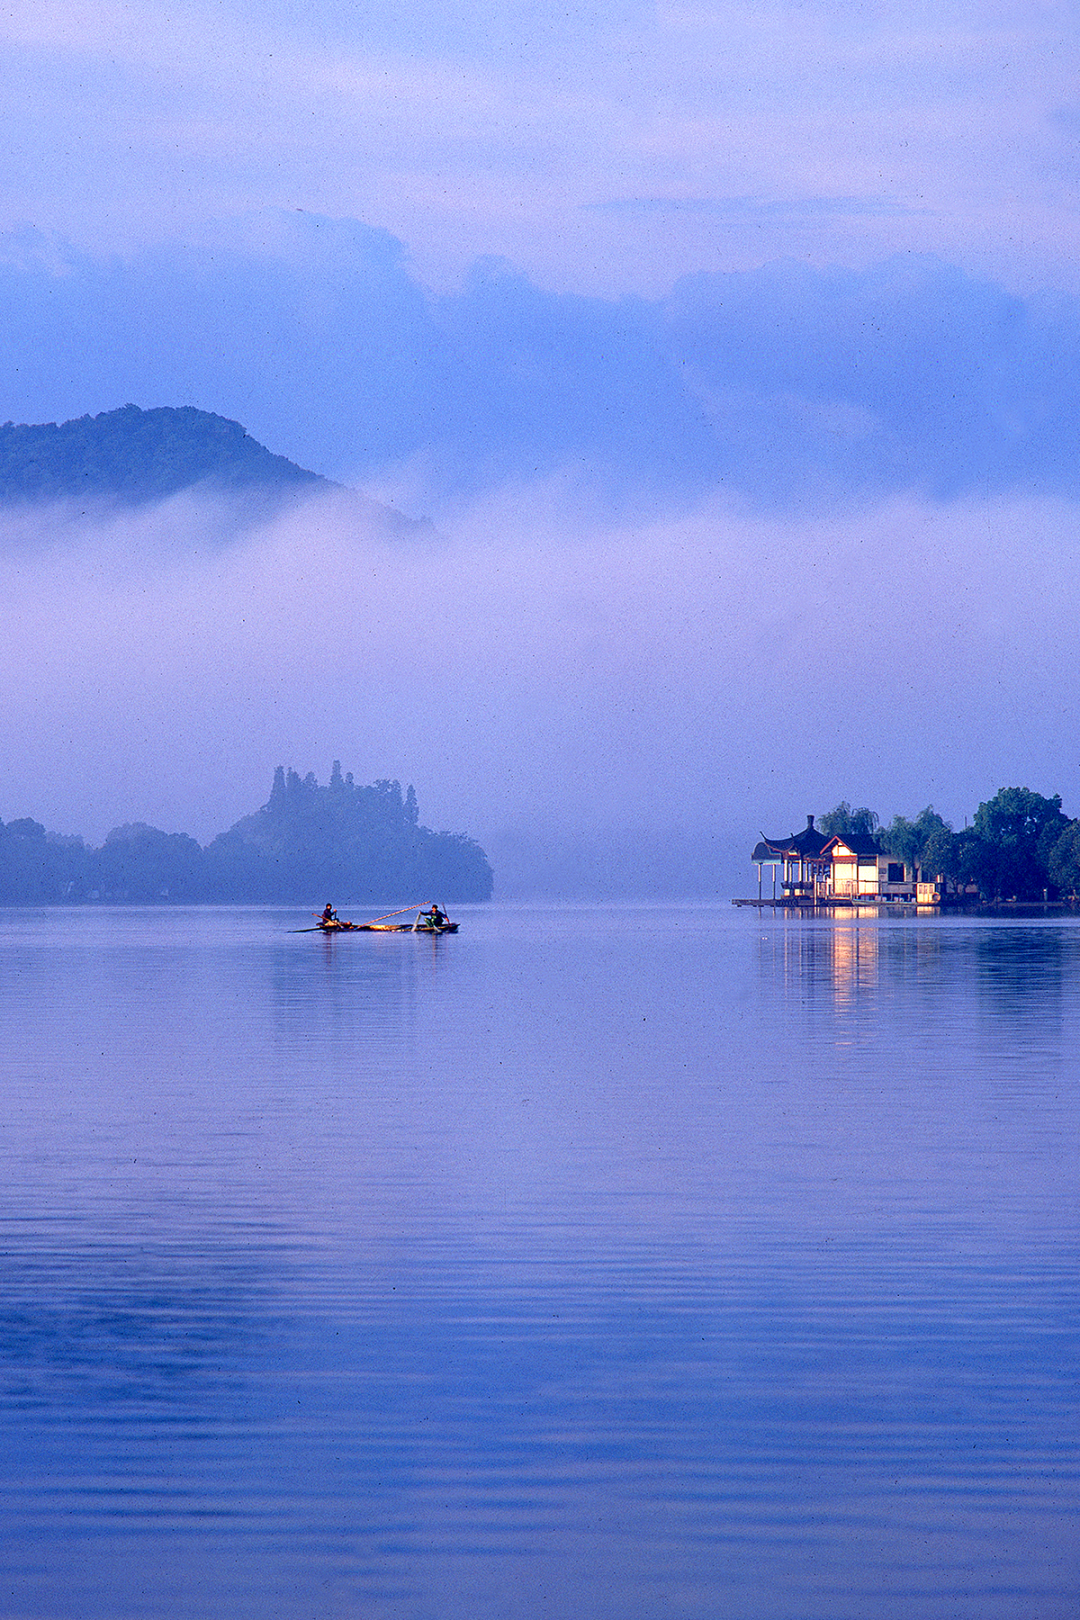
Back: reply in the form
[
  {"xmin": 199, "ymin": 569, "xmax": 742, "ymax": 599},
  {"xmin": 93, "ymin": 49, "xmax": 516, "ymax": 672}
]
[
  {"xmin": 881, "ymin": 806, "xmax": 951, "ymax": 883},
  {"xmin": 0, "ymin": 818, "xmax": 64, "ymax": 901},
  {"xmin": 92, "ymin": 824, "xmax": 207, "ymax": 902},
  {"xmin": 1047, "ymin": 820, "xmax": 1080, "ymax": 896},
  {"xmin": 819, "ymin": 802, "xmax": 879, "ymax": 837},
  {"xmin": 968, "ymin": 787, "xmax": 1069, "ymax": 899},
  {"xmin": 920, "ymin": 826, "xmax": 960, "ymax": 887}
]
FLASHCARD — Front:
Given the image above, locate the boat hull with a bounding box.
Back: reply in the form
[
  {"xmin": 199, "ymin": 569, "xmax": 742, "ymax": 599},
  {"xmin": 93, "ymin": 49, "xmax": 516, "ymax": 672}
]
[{"xmin": 315, "ymin": 921, "xmax": 458, "ymax": 934}]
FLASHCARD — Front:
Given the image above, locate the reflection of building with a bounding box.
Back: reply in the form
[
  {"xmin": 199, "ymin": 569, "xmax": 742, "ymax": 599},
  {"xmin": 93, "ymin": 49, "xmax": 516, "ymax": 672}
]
[
  {"xmin": 830, "ymin": 923, "xmax": 878, "ymax": 1001},
  {"xmin": 751, "ymin": 816, "xmax": 915, "ymax": 903}
]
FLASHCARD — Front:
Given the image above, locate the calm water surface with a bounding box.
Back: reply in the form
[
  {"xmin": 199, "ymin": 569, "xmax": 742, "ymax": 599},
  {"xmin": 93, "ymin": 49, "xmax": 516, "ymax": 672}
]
[{"xmin": 0, "ymin": 903, "xmax": 1076, "ymax": 1619}]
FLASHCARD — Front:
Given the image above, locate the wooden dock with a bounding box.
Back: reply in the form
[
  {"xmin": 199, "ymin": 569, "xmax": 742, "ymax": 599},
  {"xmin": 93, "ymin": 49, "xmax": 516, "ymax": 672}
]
[{"xmin": 732, "ymin": 896, "xmax": 923, "ymax": 909}]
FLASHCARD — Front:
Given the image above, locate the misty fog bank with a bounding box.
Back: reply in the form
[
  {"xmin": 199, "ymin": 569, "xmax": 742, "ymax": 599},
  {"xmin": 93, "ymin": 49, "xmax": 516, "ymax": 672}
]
[{"xmin": 1, "ymin": 482, "xmax": 1078, "ymax": 899}]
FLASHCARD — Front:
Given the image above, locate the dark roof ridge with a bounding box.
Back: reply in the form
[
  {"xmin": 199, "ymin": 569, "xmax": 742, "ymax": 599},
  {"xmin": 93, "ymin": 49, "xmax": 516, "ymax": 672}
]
[{"xmin": 757, "ymin": 824, "xmax": 831, "ymax": 858}]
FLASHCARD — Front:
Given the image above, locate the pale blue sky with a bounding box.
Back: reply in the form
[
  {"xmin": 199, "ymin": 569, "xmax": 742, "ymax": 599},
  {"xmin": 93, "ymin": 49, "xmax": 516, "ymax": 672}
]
[{"xmin": 1, "ymin": 0, "xmax": 1076, "ymax": 294}]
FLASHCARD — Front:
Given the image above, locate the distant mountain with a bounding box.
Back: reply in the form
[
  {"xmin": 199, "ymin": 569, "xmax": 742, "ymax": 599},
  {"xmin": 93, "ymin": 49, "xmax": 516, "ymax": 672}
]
[{"xmin": 0, "ymin": 403, "xmax": 330, "ymax": 506}]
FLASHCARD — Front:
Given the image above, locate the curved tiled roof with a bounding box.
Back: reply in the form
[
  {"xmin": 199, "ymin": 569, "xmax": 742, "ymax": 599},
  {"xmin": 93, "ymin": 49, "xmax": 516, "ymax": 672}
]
[
  {"xmin": 752, "ymin": 818, "xmax": 886, "ymax": 862},
  {"xmin": 755, "ymin": 816, "xmax": 832, "ymax": 859}
]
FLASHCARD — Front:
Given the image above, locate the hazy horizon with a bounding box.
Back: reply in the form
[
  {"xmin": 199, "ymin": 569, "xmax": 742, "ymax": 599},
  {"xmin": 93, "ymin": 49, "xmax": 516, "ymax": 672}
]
[{"xmin": 1, "ymin": 477, "xmax": 1076, "ymax": 898}]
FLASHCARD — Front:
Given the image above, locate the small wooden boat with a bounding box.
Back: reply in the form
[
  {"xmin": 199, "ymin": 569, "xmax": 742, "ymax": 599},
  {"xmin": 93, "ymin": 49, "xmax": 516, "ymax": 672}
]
[
  {"xmin": 342, "ymin": 920, "xmax": 458, "ymax": 933},
  {"xmin": 294, "ymin": 917, "xmax": 458, "ymax": 934}
]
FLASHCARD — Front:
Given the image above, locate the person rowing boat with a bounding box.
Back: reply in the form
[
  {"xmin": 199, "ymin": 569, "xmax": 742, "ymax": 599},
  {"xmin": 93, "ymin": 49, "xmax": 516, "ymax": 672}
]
[
  {"xmin": 317, "ymin": 905, "xmax": 365, "ymax": 931},
  {"xmin": 411, "ymin": 907, "xmax": 450, "ymax": 933}
]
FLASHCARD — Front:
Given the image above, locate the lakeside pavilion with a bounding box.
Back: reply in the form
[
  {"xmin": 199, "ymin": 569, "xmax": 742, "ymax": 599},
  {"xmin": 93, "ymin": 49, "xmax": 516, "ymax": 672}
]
[{"xmin": 751, "ymin": 816, "xmax": 914, "ymax": 902}]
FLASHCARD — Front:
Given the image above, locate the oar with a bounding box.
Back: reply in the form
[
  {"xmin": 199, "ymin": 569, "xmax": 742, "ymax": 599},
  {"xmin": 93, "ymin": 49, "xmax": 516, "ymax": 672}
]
[
  {"xmin": 365, "ymin": 903, "xmax": 426, "ymax": 924},
  {"xmin": 291, "ymin": 903, "xmax": 430, "ymax": 933},
  {"xmin": 290, "ymin": 912, "xmax": 351, "ymax": 932}
]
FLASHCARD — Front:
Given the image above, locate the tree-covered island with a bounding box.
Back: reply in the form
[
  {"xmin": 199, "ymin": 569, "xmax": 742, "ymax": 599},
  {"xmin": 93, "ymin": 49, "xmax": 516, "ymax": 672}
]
[
  {"xmin": 0, "ymin": 766, "xmax": 493, "ymax": 903},
  {"xmin": 786, "ymin": 788, "xmax": 1080, "ymax": 902}
]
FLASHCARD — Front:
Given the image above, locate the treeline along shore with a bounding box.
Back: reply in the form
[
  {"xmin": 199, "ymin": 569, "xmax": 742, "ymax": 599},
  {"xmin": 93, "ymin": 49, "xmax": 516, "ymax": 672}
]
[
  {"xmin": 0, "ymin": 765, "xmax": 493, "ymax": 904},
  {"xmin": 819, "ymin": 788, "xmax": 1080, "ymax": 902}
]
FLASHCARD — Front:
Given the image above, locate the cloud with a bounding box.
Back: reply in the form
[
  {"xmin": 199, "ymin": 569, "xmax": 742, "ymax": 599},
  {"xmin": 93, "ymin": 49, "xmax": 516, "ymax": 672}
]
[
  {"xmin": 0, "ymin": 1, "xmax": 1077, "ymax": 293},
  {"xmin": 6, "ymin": 223, "xmax": 1080, "ymax": 518},
  {"xmin": 585, "ymin": 196, "xmax": 930, "ymax": 219},
  {"xmin": 3, "ymin": 223, "xmax": 1080, "ymax": 516}
]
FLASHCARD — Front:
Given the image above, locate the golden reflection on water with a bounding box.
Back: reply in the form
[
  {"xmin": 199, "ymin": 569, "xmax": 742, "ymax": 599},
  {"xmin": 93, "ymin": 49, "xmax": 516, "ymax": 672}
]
[{"xmin": 829, "ymin": 922, "xmax": 878, "ymax": 1008}]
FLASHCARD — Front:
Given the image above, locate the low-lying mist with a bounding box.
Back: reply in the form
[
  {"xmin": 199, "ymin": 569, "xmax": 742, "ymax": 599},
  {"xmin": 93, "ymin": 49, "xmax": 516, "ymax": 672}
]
[{"xmin": 1, "ymin": 482, "xmax": 1077, "ymax": 898}]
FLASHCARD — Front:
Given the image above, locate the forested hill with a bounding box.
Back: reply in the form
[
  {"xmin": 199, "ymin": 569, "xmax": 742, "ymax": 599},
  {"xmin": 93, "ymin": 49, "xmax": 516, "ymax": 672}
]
[
  {"xmin": 0, "ymin": 404, "xmax": 329, "ymax": 505},
  {"xmin": 0, "ymin": 766, "xmax": 494, "ymax": 904}
]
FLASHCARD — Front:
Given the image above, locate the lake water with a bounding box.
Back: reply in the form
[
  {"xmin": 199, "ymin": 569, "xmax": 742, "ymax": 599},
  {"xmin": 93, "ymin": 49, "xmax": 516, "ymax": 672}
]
[{"xmin": 0, "ymin": 902, "xmax": 1076, "ymax": 1619}]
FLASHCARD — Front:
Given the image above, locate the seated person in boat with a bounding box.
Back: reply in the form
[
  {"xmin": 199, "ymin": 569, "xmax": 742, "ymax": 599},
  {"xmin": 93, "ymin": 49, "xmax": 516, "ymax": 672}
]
[
  {"xmin": 418, "ymin": 904, "xmax": 448, "ymax": 929},
  {"xmin": 320, "ymin": 903, "xmax": 339, "ymax": 926}
]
